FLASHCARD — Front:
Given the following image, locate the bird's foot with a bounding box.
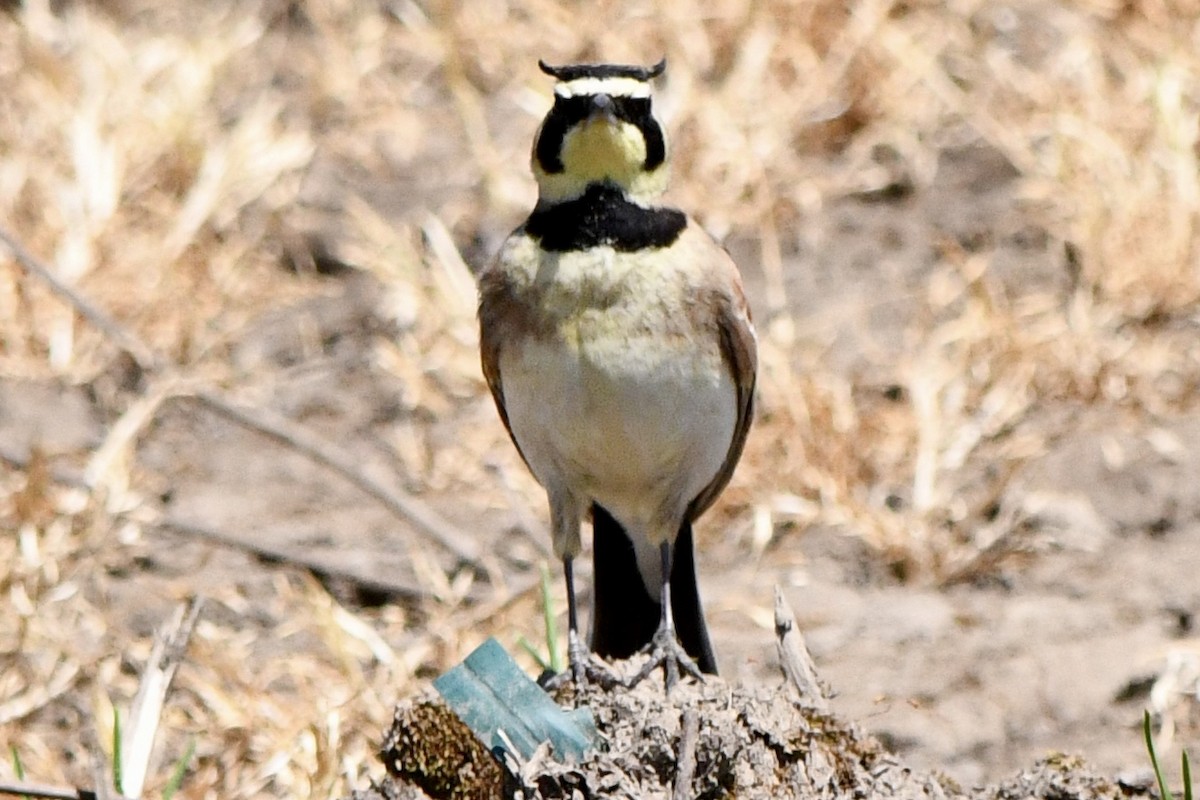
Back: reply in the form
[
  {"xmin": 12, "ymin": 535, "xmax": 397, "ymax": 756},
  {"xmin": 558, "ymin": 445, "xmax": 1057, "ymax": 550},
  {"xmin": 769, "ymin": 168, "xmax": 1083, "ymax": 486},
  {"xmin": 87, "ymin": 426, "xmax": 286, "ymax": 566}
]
[
  {"xmin": 627, "ymin": 625, "xmax": 706, "ymax": 690},
  {"xmin": 538, "ymin": 630, "xmax": 621, "ymax": 693}
]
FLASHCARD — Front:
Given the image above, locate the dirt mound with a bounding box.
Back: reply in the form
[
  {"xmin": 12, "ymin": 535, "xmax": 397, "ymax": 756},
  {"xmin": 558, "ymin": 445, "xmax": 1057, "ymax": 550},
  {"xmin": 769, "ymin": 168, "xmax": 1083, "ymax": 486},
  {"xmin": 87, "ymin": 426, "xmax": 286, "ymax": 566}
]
[{"xmin": 347, "ymin": 663, "xmax": 1154, "ymax": 800}]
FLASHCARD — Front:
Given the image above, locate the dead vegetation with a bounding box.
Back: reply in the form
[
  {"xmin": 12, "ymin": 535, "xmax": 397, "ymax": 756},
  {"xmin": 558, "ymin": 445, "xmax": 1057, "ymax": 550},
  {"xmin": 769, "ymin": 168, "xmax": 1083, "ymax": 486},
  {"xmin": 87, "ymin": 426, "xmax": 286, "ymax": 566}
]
[{"xmin": 2, "ymin": 0, "xmax": 1199, "ymax": 797}]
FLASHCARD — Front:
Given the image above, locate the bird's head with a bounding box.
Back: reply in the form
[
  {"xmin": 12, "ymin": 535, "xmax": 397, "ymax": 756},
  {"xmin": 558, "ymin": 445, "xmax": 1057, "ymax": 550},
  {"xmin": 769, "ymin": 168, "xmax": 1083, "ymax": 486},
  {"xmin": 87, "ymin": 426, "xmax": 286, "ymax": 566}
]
[{"xmin": 531, "ymin": 59, "xmax": 669, "ymax": 204}]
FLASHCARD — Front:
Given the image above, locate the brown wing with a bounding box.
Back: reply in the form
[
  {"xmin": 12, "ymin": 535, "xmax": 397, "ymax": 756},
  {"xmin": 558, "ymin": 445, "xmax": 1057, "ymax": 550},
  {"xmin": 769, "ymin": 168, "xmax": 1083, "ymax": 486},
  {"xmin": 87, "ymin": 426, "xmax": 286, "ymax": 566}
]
[
  {"xmin": 687, "ymin": 253, "xmax": 758, "ymax": 521},
  {"xmin": 477, "ymin": 244, "xmax": 536, "ymax": 473}
]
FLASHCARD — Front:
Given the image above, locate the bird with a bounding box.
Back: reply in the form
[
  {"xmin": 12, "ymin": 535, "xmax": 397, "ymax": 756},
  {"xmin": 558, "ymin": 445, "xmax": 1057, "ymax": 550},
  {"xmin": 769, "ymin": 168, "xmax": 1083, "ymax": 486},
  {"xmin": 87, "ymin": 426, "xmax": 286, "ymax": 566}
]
[{"xmin": 477, "ymin": 58, "xmax": 757, "ymax": 688}]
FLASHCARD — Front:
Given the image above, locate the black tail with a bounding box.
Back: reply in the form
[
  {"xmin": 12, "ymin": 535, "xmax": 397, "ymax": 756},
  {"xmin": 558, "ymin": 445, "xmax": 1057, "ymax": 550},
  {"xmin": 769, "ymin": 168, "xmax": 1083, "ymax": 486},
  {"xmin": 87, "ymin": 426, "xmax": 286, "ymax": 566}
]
[{"xmin": 589, "ymin": 503, "xmax": 718, "ymax": 674}]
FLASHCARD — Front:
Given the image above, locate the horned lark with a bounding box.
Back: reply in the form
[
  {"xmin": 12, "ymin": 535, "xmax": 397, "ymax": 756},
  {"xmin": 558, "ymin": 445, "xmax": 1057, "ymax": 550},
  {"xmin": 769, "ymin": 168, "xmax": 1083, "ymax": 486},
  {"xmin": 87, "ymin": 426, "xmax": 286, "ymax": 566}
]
[{"xmin": 478, "ymin": 59, "xmax": 757, "ymax": 687}]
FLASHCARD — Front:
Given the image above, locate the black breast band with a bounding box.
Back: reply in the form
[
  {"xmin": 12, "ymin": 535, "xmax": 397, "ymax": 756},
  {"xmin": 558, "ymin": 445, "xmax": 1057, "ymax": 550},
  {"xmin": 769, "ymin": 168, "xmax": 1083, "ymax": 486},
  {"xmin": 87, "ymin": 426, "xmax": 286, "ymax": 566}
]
[{"xmin": 524, "ymin": 183, "xmax": 687, "ymax": 252}]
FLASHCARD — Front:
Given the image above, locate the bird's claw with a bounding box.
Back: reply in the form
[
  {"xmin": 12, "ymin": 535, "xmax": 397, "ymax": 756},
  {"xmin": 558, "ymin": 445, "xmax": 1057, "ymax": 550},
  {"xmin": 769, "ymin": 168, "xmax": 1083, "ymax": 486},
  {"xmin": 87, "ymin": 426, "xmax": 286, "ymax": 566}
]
[
  {"xmin": 627, "ymin": 626, "xmax": 706, "ymax": 690},
  {"xmin": 539, "ymin": 630, "xmax": 621, "ymax": 693}
]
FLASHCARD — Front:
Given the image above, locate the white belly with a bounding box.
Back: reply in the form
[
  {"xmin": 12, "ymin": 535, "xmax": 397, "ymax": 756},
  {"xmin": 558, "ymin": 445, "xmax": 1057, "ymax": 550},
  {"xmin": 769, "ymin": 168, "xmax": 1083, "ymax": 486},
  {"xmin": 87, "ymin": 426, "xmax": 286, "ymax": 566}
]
[{"xmin": 501, "ymin": 332, "xmax": 736, "ymax": 550}]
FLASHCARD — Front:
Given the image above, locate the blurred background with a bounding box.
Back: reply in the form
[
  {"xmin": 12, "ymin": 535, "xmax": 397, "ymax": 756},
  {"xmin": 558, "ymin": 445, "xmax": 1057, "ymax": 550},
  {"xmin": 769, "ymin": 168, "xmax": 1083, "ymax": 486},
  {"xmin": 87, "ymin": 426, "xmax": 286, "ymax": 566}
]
[{"xmin": 2, "ymin": 0, "xmax": 1199, "ymax": 796}]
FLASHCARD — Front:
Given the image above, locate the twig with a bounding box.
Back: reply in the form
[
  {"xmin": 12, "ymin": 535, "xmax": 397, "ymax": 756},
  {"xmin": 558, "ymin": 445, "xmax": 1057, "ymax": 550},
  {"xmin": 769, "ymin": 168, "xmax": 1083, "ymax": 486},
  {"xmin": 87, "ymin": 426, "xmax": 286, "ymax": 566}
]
[
  {"xmin": 421, "ymin": 213, "xmax": 478, "ymax": 316},
  {"xmin": 156, "ymin": 515, "xmax": 434, "ymax": 599},
  {"xmin": 0, "ymin": 780, "xmax": 78, "ymax": 799},
  {"xmin": 0, "ymin": 224, "xmax": 160, "ymax": 372},
  {"xmin": 85, "ymin": 377, "xmax": 182, "ymax": 492},
  {"xmin": 3, "ymin": 438, "xmax": 444, "ymax": 600},
  {"xmin": 120, "ymin": 598, "xmax": 205, "ymax": 799},
  {"xmin": 672, "ymin": 707, "xmax": 701, "ymax": 800},
  {"xmin": 774, "ymin": 586, "xmax": 831, "ymax": 712},
  {"xmin": 3, "ymin": 435, "xmax": 452, "ymax": 600},
  {"xmin": 0, "ymin": 778, "xmax": 130, "ymax": 799},
  {"xmin": 186, "ymin": 390, "xmax": 481, "ymax": 564}
]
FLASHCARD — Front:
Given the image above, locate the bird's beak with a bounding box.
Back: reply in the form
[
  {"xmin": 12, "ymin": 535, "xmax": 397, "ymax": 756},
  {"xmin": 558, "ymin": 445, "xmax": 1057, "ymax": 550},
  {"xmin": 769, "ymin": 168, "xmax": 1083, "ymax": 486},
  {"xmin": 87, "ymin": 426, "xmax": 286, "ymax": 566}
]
[{"xmin": 589, "ymin": 93, "xmax": 618, "ymax": 123}]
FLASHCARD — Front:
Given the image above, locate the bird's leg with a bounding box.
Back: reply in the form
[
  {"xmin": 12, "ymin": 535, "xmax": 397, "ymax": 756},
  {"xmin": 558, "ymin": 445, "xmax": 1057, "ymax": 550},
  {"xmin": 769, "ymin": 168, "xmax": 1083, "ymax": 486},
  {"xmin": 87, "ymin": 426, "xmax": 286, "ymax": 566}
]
[
  {"xmin": 659, "ymin": 544, "xmax": 680, "ymax": 689},
  {"xmin": 540, "ymin": 556, "xmax": 619, "ymax": 692},
  {"xmin": 563, "ymin": 556, "xmax": 589, "ymax": 685},
  {"xmin": 629, "ymin": 541, "xmax": 706, "ymax": 689}
]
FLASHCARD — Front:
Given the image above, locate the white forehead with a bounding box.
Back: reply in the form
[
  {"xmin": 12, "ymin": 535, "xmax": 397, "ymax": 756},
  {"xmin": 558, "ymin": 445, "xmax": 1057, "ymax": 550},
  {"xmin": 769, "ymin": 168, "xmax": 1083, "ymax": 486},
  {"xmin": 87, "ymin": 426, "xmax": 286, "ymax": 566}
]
[{"xmin": 553, "ymin": 76, "xmax": 652, "ymax": 99}]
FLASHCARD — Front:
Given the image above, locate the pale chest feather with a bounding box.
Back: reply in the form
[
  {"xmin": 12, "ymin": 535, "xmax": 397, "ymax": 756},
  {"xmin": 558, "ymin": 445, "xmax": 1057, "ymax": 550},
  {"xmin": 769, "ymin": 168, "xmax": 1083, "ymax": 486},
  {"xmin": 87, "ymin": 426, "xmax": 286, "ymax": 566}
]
[{"xmin": 491, "ymin": 236, "xmax": 719, "ymax": 359}]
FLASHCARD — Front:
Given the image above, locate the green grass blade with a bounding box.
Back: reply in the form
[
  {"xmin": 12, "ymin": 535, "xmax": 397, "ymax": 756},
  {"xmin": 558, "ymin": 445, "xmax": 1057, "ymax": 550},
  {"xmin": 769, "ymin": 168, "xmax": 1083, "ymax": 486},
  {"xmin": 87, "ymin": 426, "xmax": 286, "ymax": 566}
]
[
  {"xmin": 1182, "ymin": 747, "xmax": 1192, "ymax": 800},
  {"xmin": 11, "ymin": 746, "xmax": 31, "ymax": 800},
  {"xmin": 161, "ymin": 737, "xmax": 196, "ymax": 800},
  {"xmin": 112, "ymin": 706, "xmax": 124, "ymax": 796},
  {"xmin": 517, "ymin": 635, "xmax": 550, "ymax": 671},
  {"xmin": 1145, "ymin": 710, "xmax": 1175, "ymax": 800}
]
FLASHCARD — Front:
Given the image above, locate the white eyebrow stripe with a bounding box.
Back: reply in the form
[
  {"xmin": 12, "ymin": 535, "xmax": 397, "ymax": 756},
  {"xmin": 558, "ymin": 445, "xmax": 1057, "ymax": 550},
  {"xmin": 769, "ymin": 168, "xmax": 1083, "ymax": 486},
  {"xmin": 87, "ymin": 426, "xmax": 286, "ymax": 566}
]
[{"xmin": 553, "ymin": 77, "xmax": 652, "ymax": 99}]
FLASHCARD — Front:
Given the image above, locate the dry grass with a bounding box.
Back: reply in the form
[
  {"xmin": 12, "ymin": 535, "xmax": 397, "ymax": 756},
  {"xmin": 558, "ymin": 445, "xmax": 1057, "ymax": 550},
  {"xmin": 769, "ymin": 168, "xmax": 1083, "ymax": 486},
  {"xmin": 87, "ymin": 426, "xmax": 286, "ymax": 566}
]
[{"xmin": 2, "ymin": 0, "xmax": 1199, "ymax": 796}]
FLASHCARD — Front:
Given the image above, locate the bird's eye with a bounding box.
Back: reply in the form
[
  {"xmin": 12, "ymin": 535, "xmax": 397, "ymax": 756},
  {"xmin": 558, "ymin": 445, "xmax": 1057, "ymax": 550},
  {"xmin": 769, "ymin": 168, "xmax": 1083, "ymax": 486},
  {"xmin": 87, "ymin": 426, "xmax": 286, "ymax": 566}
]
[
  {"xmin": 612, "ymin": 96, "xmax": 651, "ymax": 123},
  {"xmin": 555, "ymin": 95, "xmax": 595, "ymax": 123}
]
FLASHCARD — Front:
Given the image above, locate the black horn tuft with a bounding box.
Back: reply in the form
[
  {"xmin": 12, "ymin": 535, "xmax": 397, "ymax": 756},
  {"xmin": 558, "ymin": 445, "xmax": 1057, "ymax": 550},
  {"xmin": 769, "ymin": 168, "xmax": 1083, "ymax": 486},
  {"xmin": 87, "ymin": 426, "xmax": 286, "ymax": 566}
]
[{"xmin": 538, "ymin": 58, "xmax": 667, "ymax": 82}]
